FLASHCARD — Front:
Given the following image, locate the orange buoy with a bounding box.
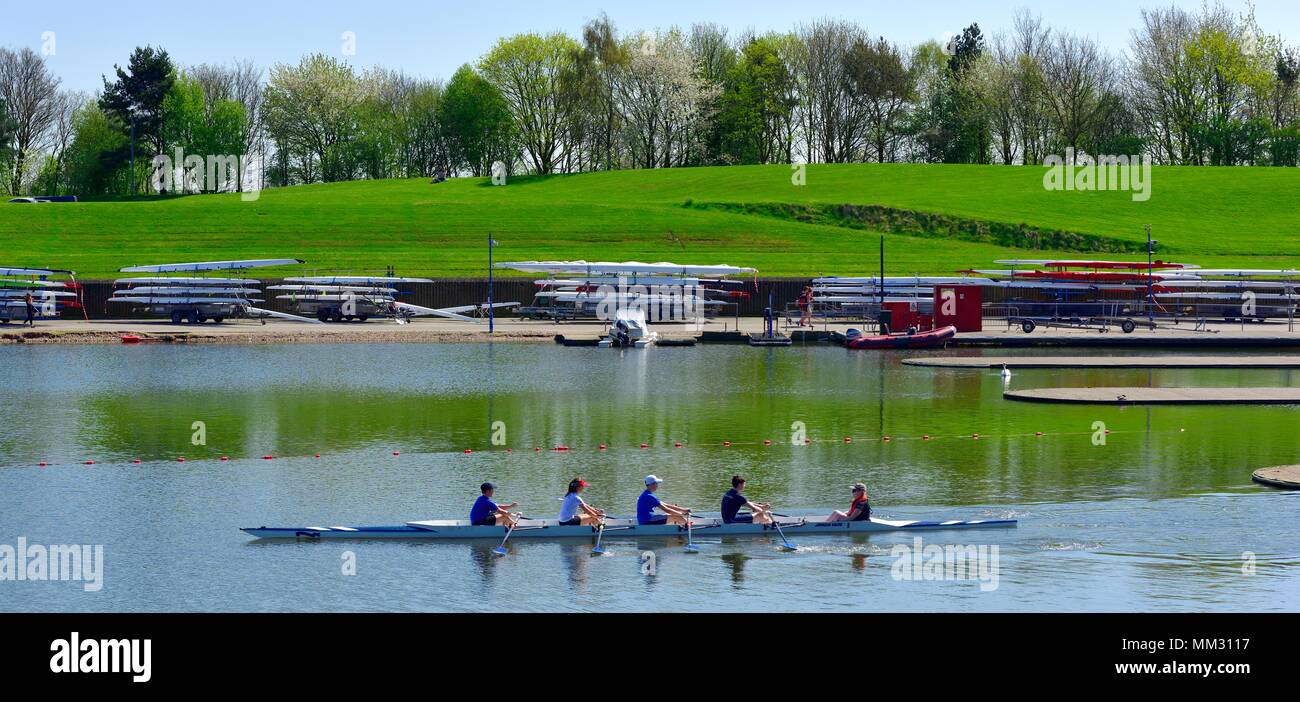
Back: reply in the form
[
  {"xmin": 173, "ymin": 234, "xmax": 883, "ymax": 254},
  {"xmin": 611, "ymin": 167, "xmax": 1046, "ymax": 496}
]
[
  {"xmin": 599, "ymin": 444, "xmax": 607, "ymax": 450},
  {"xmin": 640, "ymin": 443, "xmax": 649, "ymax": 449},
  {"xmin": 1035, "ymin": 432, "xmax": 1044, "ymax": 437},
  {"xmin": 463, "ymin": 449, "xmax": 472, "ymax": 454},
  {"xmin": 84, "ymin": 460, "xmax": 94, "ymax": 465},
  {"xmin": 38, "ymin": 462, "xmax": 47, "ymax": 467},
  {"xmin": 723, "ymin": 441, "xmax": 732, "ymax": 447},
  {"xmin": 844, "ymin": 437, "xmax": 852, "ymax": 443},
  {"xmin": 221, "ymin": 456, "xmax": 230, "ymax": 461},
  {"xmin": 763, "ymin": 440, "xmax": 772, "ymax": 446},
  {"xmin": 262, "ymin": 455, "xmax": 274, "ymax": 460},
  {"xmin": 177, "ymin": 457, "xmax": 185, "ymax": 463},
  {"xmin": 674, "ymin": 442, "xmax": 683, "ymax": 448},
  {"xmin": 882, "ymin": 436, "xmax": 892, "ymax": 442}
]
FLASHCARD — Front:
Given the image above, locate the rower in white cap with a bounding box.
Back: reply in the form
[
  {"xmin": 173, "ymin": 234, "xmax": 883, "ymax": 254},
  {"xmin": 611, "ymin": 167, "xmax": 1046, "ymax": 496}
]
[{"xmin": 636, "ymin": 475, "xmax": 693, "ymax": 525}]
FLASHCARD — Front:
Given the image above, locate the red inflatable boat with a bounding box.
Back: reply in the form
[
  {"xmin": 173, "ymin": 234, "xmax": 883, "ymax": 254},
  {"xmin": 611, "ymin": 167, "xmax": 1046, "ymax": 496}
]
[{"xmin": 844, "ymin": 325, "xmax": 957, "ymax": 350}]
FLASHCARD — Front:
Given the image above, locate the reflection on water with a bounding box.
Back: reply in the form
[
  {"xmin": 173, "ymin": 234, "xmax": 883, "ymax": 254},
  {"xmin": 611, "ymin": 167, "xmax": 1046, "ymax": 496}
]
[{"xmin": 1, "ymin": 344, "xmax": 1298, "ymax": 612}]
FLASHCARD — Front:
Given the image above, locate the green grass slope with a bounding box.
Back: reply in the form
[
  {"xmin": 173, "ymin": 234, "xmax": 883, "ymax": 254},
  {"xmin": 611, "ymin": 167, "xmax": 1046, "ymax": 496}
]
[{"xmin": 1, "ymin": 163, "xmax": 1297, "ymax": 280}]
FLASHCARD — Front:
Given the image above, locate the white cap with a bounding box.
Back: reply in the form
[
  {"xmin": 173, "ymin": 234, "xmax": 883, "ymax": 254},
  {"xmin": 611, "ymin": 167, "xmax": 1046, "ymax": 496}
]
[{"xmin": 644, "ymin": 475, "xmax": 663, "ymax": 486}]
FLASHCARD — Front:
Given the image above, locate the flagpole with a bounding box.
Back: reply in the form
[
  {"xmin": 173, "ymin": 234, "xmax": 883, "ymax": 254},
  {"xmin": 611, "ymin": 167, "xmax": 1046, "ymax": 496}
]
[{"xmin": 488, "ymin": 233, "xmax": 495, "ymax": 334}]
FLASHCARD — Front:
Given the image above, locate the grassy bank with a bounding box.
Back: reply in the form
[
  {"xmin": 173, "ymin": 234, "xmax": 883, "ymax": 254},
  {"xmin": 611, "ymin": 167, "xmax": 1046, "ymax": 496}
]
[{"xmin": 2, "ymin": 163, "xmax": 1297, "ymax": 279}]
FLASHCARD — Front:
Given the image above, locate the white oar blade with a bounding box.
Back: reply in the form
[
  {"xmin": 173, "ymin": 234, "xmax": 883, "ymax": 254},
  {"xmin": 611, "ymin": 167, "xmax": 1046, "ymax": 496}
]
[
  {"xmin": 244, "ymin": 306, "xmax": 326, "ymax": 324},
  {"xmin": 391, "ymin": 302, "xmax": 478, "ymax": 323}
]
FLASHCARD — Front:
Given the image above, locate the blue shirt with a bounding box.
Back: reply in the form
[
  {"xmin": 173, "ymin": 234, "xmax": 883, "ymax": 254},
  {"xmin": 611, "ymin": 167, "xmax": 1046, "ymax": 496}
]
[
  {"xmin": 636, "ymin": 490, "xmax": 663, "ymax": 524},
  {"xmin": 470, "ymin": 495, "xmax": 498, "ymax": 524}
]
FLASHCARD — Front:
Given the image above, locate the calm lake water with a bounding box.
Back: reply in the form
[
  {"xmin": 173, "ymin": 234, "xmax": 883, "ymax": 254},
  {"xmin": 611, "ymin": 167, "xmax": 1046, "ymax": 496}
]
[{"xmin": 1, "ymin": 343, "xmax": 1297, "ymax": 612}]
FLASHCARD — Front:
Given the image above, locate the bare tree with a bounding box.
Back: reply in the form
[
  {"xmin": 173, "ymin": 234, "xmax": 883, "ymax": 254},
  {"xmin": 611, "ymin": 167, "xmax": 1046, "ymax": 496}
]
[
  {"xmin": 986, "ymin": 34, "xmax": 1020, "ymax": 164},
  {"xmin": 0, "ymin": 47, "xmax": 62, "ymax": 194},
  {"xmin": 794, "ymin": 19, "xmax": 869, "ymax": 163},
  {"xmin": 1128, "ymin": 7, "xmax": 1202, "ymax": 164},
  {"xmin": 845, "ymin": 36, "xmax": 915, "ymax": 162},
  {"xmin": 1040, "ymin": 32, "xmax": 1113, "ymax": 152},
  {"xmin": 1009, "ymin": 10, "xmax": 1051, "ymax": 164}
]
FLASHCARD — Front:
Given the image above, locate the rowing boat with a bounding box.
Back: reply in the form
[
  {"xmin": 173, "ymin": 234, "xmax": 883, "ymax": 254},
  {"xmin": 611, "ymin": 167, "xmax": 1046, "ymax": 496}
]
[
  {"xmin": 241, "ymin": 515, "xmax": 1016, "ymax": 541},
  {"xmin": 845, "ymin": 325, "xmax": 957, "ymax": 350}
]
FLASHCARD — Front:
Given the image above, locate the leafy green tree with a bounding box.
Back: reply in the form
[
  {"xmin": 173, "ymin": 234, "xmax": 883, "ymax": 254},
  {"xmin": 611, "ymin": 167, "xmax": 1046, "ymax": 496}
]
[
  {"xmin": 576, "ymin": 14, "xmax": 628, "ymax": 170},
  {"xmin": 480, "ymin": 33, "xmax": 581, "ymax": 175},
  {"xmin": 63, "ymin": 101, "xmax": 127, "ymax": 196},
  {"xmin": 717, "ymin": 37, "xmax": 795, "ymax": 164},
  {"xmin": 440, "ymin": 64, "xmax": 513, "ymax": 177},
  {"xmin": 99, "ymin": 46, "xmax": 176, "ymax": 186},
  {"xmin": 263, "ymin": 54, "xmax": 364, "ymax": 183},
  {"xmin": 403, "ymin": 81, "xmax": 450, "ymax": 177}
]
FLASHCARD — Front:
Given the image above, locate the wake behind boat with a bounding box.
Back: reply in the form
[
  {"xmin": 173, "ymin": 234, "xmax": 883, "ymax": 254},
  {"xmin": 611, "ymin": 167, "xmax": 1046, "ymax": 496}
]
[{"xmin": 241, "ymin": 514, "xmax": 1017, "ymax": 541}]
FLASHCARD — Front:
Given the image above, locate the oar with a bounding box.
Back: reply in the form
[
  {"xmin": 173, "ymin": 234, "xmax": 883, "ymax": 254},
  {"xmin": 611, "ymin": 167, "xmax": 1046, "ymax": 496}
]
[
  {"xmin": 591, "ymin": 523, "xmax": 607, "ymax": 555},
  {"xmin": 684, "ymin": 513, "xmax": 700, "ymax": 553},
  {"xmin": 492, "ymin": 518, "xmax": 521, "ymax": 556},
  {"xmin": 771, "ymin": 517, "xmax": 798, "ymax": 552}
]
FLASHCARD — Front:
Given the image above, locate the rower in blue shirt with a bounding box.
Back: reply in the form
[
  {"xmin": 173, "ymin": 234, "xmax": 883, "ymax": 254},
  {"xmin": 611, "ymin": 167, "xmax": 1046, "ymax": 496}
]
[
  {"xmin": 721, "ymin": 475, "xmax": 773, "ymax": 524},
  {"xmin": 636, "ymin": 475, "xmax": 692, "ymax": 525},
  {"xmin": 470, "ymin": 482, "xmax": 519, "ymax": 527}
]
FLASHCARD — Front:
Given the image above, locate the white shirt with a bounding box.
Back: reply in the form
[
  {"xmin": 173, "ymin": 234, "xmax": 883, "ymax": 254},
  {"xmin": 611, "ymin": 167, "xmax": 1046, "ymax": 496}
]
[{"xmin": 559, "ymin": 492, "xmax": 585, "ymax": 522}]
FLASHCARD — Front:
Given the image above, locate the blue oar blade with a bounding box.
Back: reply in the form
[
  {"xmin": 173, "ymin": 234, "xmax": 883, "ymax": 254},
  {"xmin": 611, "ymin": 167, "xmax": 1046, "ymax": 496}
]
[{"xmin": 493, "ymin": 547, "xmax": 508, "ymax": 556}]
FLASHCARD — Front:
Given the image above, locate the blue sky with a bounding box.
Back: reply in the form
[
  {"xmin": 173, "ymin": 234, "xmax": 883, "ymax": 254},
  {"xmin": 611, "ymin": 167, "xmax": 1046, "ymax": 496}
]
[{"xmin": 3, "ymin": 0, "xmax": 1297, "ymax": 94}]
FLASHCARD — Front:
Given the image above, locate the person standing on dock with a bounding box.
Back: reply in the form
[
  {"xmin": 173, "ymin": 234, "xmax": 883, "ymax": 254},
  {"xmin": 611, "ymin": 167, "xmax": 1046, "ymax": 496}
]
[
  {"xmin": 826, "ymin": 483, "xmax": 872, "ymax": 523},
  {"xmin": 24, "ymin": 292, "xmax": 36, "ymax": 327},
  {"xmin": 637, "ymin": 475, "xmax": 692, "ymax": 525},
  {"xmin": 721, "ymin": 475, "xmax": 774, "ymax": 524},
  {"xmin": 559, "ymin": 478, "xmax": 605, "ymax": 526},
  {"xmin": 470, "ymin": 482, "xmax": 519, "ymax": 527},
  {"xmin": 797, "ymin": 286, "xmax": 814, "ymax": 327}
]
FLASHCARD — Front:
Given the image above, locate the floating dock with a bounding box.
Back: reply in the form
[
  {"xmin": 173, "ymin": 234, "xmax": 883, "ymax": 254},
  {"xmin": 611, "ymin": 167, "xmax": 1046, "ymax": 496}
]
[
  {"xmin": 953, "ymin": 332, "xmax": 1300, "ymax": 348},
  {"xmin": 1252, "ymin": 465, "xmax": 1300, "ymax": 489},
  {"xmin": 1004, "ymin": 387, "xmax": 1300, "ymax": 405},
  {"xmin": 907, "ymin": 356, "xmax": 1300, "ymax": 369}
]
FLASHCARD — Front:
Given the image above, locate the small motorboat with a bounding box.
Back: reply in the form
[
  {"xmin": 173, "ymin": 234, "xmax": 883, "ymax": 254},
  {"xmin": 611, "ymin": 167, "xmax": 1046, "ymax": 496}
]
[
  {"xmin": 844, "ymin": 325, "xmax": 957, "ymax": 350},
  {"xmin": 598, "ymin": 308, "xmax": 659, "ymax": 348}
]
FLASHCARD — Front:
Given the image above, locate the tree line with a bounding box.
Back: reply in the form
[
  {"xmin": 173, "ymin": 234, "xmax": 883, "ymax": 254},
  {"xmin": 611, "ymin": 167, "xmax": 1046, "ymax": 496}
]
[{"xmin": 1, "ymin": 3, "xmax": 1297, "ymax": 198}]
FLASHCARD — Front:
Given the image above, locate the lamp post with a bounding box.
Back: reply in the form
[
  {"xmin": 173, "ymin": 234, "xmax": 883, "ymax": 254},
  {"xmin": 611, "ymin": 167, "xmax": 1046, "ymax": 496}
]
[
  {"xmin": 1145, "ymin": 225, "xmax": 1158, "ymax": 325},
  {"xmin": 488, "ymin": 234, "xmax": 498, "ymax": 334}
]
